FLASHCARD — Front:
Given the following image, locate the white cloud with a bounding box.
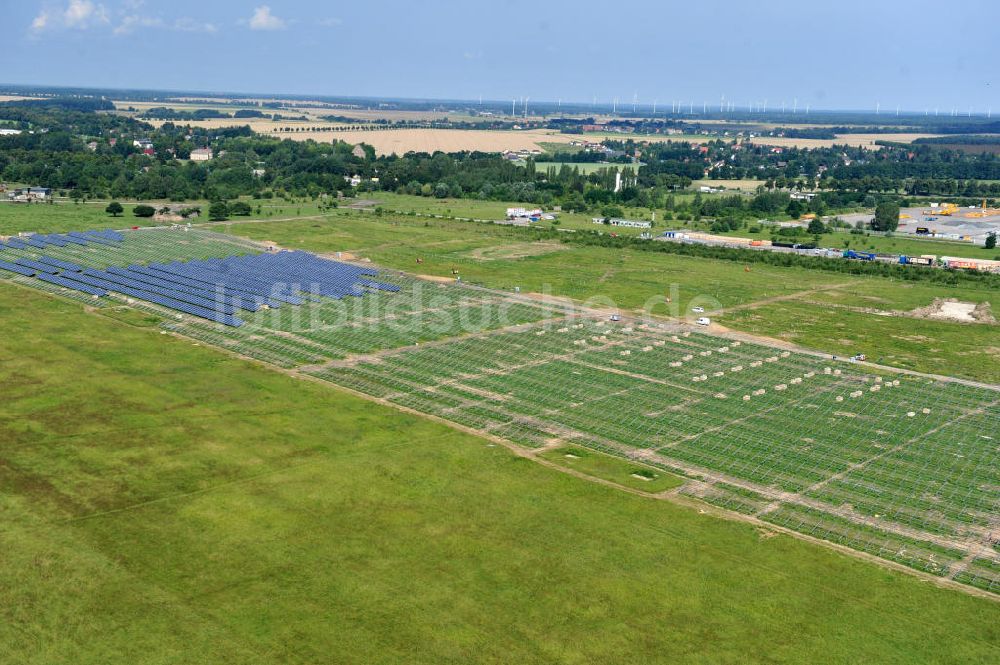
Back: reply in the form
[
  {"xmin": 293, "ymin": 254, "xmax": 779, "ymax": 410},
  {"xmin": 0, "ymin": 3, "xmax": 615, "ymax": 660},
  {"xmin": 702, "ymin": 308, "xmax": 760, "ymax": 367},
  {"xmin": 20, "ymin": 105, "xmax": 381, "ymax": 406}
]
[
  {"xmin": 31, "ymin": 11, "xmax": 51, "ymax": 31},
  {"xmin": 63, "ymin": 0, "xmax": 109, "ymax": 28},
  {"xmin": 319, "ymin": 17, "xmax": 342, "ymax": 27},
  {"xmin": 30, "ymin": 0, "xmax": 109, "ymax": 32},
  {"xmin": 173, "ymin": 17, "xmax": 217, "ymax": 33},
  {"xmin": 113, "ymin": 14, "xmax": 216, "ymax": 35},
  {"xmin": 114, "ymin": 14, "xmax": 162, "ymax": 35},
  {"xmin": 247, "ymin": 5, "xmax": 285, "ymax": 30}
]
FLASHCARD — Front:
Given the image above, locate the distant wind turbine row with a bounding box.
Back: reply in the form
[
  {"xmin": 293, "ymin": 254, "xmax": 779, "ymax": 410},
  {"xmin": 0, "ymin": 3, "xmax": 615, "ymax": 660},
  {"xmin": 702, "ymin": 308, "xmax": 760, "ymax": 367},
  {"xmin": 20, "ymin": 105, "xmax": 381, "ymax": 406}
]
[{"xmin": 495, "ymin": 93, "xmax": 998, "ymax": 118}]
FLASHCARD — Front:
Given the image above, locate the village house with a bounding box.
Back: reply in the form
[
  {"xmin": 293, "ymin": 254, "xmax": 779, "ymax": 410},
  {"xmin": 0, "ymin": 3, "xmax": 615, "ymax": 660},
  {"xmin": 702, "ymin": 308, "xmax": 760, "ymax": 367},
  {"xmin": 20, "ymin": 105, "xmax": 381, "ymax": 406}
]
[{"xmin": 190, "ymin": 147, "xmax": 214, "ymax": 162}]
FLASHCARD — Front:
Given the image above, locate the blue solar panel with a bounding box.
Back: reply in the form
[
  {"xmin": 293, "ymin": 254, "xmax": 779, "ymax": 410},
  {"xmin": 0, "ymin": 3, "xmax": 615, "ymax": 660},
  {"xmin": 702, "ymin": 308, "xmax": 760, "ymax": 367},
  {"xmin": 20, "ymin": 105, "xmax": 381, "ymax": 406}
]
[
  {"xmin": 68, "ymin": 231, "xmax": 115, "ymax": 246},
  {"xmin": 0, "ymin": 259, "xmax": 37, "ymax": 277},
  {"xmin": 39, "ymin": 234, "xmax": 69, "ymax": 247},
  {"xmin": 105, "ymin": 266, "xmax": 261, "ymax": 312},
  {"xmin": 15, "ymin": 258, "xmax": 59, "ymax": 274},
  {"xmin": 57, "ymin": 234, "xmax": 90, "ymax": 246},
  {"xmin": 6, "ymin": 235, "xmax": 398, "ymax": 329},
  {"xmin": 36, "ymin": 272, "xmax": 107, "ymax": 297},
  {"xmin": 80, "ymin": 269, "xmax": 240, "ymax": 316},
  {"xmin": 37, "ymin": 256, "xmax": 84, "ymax": 273},
  {"xmin": 59, "ymin": 272, "xmax": 243, "ymax": 326}
]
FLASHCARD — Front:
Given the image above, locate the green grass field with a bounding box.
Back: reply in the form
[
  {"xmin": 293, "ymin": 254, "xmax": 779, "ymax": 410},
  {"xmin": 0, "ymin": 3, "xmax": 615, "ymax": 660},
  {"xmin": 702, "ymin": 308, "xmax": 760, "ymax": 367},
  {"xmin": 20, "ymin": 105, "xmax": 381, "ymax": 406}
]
[
  {"xmin": 537, "ymin": 446, "xmax": 685, "ymax": 492},
  {"xmin": 3, "ymin": 281, "xmax": 1000, "ymax": 663}
]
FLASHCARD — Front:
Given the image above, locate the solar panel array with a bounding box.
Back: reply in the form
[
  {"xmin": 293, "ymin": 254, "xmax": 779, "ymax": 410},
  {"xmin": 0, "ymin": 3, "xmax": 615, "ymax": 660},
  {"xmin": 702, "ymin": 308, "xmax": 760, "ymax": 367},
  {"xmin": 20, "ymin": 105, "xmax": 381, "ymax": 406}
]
[
  {"xmin": 0, "ymin": 229, "xmax": 124, "ymax": 251},
  {"xmin": 0, "ymin": 230, "xmax": 401, "ymax": 327}
]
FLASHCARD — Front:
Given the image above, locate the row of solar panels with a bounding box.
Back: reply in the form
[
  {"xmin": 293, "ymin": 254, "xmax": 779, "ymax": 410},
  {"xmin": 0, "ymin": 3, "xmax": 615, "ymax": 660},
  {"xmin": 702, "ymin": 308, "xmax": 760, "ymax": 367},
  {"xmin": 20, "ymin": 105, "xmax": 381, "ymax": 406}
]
[
  {"xmin": 181, "ymin": 251, "xmax": 403, "ymax": 299},
  {"xmin": 0, "ymin": 256, "xmax": 245, "ymax": 327},
  {"xmin": 0, "ymin": 229, "xmax": 124, "ymax": 251},
  {"xmin": 0, "ymin": 246, "xmax": 401, "ymax": 328}
]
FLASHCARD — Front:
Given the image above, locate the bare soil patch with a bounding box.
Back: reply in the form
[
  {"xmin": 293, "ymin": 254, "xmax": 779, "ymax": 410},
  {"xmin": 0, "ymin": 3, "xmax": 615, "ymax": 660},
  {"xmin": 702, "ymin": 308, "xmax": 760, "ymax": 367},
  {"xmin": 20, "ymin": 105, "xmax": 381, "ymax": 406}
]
[
  {"xmin": 415, "ymin": 274, "xmax": 457, "ymax": 283},
  {"xmin": 466, "ymin": 241, "xmax": 569, "ymax": 261},
  {"xmin": 908, "ymin": 298, "xmax": 995, "ymax": 324}
]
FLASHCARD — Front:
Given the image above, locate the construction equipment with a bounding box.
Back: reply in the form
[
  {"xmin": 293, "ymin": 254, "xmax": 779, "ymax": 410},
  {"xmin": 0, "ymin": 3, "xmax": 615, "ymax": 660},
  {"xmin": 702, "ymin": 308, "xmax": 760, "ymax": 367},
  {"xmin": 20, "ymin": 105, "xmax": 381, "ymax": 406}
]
[
  {"xmin": 964, "ymin": 199, "xmax": 999, "ymax": 218},
  {"xmin": 922, "ymin": 203, "xmax": 957, "ymax": 216}
]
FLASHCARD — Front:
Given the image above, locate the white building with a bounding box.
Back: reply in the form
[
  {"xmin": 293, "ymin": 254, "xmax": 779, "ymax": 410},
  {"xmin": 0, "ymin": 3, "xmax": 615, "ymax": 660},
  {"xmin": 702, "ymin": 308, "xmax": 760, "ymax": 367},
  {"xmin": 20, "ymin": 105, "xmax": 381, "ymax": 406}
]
[
  {"xmin": 190, "ymin": 148, "xmax": 214, "ymax": 162},
  {"xmin": 506, "ymin": 207, "xmax": 542, "ymax": 220},
  {"xmin": 592, "ymin": 218, "xmax": 652, "ymax": 229},
  {"xmin": 7, "ymin": 187, "xmax": 52, "ymax": 202}
]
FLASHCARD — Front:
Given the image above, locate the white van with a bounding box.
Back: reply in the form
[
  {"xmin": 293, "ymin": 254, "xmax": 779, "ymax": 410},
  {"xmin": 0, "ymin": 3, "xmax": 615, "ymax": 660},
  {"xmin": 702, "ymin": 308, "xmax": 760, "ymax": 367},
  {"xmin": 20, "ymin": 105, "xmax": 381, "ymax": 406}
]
[{"xmin": 695, "ymin": 317, "xmax": 711, "ymax": 326}]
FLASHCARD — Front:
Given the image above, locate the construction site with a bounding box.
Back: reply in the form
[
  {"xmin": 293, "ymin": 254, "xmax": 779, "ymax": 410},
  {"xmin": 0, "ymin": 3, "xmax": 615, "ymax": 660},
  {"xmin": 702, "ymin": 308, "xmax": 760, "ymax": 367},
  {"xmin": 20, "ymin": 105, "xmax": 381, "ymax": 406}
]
[
  {"xmin": 896, "ymin": 201, "xmax": 1000, "ymax": 243},
  {"xmin": 2, "ymin": 225, "xmax": 997, "ymax": 597}
]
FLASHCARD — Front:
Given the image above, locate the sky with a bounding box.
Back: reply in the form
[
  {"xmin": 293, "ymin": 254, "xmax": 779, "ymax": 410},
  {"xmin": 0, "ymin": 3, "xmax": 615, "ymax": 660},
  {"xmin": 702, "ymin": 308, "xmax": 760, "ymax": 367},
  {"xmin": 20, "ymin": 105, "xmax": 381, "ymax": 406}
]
[{"xmin": 2, "ymin": 0, "xmax": 999, "ymax": 112}]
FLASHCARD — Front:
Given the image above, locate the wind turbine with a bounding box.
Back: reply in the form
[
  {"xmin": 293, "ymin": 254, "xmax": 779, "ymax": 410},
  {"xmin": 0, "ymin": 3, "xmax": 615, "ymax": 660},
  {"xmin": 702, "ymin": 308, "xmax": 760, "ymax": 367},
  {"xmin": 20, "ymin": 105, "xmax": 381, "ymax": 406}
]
[
  {"xmin": 793, "ymin": 98, "xmax": 797, "ymax": 113},
  {"xmin": 632, "ymin": 91, "xmax": 638, "ymax": 113},
  {"xmin": 652, "ymin": 99, "xmax": 658, "ymax": 114}
]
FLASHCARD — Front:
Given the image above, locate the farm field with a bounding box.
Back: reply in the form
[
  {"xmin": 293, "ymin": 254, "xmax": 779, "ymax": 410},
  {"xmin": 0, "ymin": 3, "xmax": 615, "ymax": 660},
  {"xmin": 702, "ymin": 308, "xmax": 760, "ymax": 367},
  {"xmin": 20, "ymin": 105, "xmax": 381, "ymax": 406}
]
[
  {"xmin": 750, "ymin": 133, "xmax": 941, "ymax": 150},
  {"xmin": 116, "ymin": 99, "xmax": 486, "ymax": 123},
  {"xmin": 143, "ymin": 117, "xmax": 349, "ymax": 134},
  {"xmin": 315, "ymin": 128, "xmax": 581, "ymax": 154},
  {"xmin": 4, "ymin": 227, "xmax": 997, "ymax": 596},
  {"xmin": 693, "ymin": 179, "xmax": 766, "ymax": 192},
  {"xmin": 3, "ymin": 282, "xmax": 999, "ymax": 663}
]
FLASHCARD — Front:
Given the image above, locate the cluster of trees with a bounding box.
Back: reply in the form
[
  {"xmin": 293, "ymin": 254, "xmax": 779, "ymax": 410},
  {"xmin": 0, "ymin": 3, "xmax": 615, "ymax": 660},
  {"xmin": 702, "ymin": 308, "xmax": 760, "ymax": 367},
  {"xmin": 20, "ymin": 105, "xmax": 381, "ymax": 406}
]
[
  {"xmin": 140, "ymin": 107, "xmax": 229, "ymax": 121},
  {"xmin": 5, "ymin": 99, "xmax": 1000, "ymax": 230},
  {"xmin": 698, "ymin": 139, "xmax": 1000, "ymax": 191}
]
